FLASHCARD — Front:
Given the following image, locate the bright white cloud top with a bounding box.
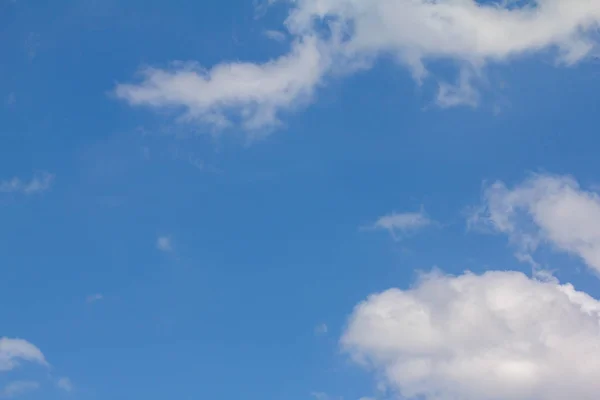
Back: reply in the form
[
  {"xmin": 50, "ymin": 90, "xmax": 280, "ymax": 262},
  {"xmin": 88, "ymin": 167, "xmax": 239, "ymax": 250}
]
[
  {"xmin": 342, "ymin": 270, "xmax": 600, "ymax": 400},
  {"xmin": 471, "ymin": 174, "xmax": 600, "ymax": 274},
  {"xmin": 115, "ymin": 0, "xmax": 600, "ymax": 131}
]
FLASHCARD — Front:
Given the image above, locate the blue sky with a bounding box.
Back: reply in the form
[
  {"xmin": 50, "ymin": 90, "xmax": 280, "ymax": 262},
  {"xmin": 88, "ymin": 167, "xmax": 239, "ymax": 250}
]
[{"xmin": 2, "ymin": 1, "xmax": 600, "ymax": 400}]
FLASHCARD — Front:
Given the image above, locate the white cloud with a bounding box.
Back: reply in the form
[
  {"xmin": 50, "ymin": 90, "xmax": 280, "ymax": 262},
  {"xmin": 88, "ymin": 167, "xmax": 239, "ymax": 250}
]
[
  {"xmin": 0, "ymin": 172, "xmax": 54, "ymax": 195},
  {"xmin": 156, "ymin": 235, "xmax": 173, "ymax": 252},
  {"xmin": 57, "ymin": 377, "xmax": 73, "ymax": 393},
  {"xmin": 369, "ymin": 208, "xmax": 432, "ymax": 240},
  {"xmin": 116, "ymin": 0, "xmax": 600, "ymax": 132},
  {"xmin": 115, "ymin": 36, "xmax": 329, "ymax": 134},
  {"xmin": 342, "ymin": 270, "xmax": 600, "ymax": 400},
  {"xmin": 470, "ymin": 174, "xmax": 600, "ymax": 274},
  {"xmin": 264, "ymin": 29, "xmax": 287, "ymax": 42},
  {"xmin": 286, "ymin": 0, "xmax": 600, "ymax": 62},
  {"xmin": 0, "ymin": 338, "xmax": 47, "ymax": 372},
  {"xmin": 436, "ymin": 69, "xmax": 479, "ymax": 108},
  {"xmin": 0, "ymin": 381, "xmax": 39, "ymax": 398}
]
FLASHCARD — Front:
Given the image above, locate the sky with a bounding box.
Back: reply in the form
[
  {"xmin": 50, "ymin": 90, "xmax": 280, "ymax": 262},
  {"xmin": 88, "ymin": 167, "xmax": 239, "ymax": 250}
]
[{"xmin": 2, "ymin": 0, "xmax": 600, "ymax": 399}]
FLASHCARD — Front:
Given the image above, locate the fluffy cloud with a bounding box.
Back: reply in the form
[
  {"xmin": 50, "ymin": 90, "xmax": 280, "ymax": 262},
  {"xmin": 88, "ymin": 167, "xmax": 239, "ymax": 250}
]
[
  {"xmin": 115, "ymin": 36, "xmax": 329, "ymax": 134},
  {"xmin": 470, "ymin": 174, "xmax": 600, "ymax": 273},
  {"xmin": 0, "ymin": 172, "xmax": 54, "ymax": 195},
  {"xmin": 116, "ymin": 0, "xmax": 600, "ymax": 131},
  {"xmin": 342, "ymin": 270, "xmax": 600, "ymax": 400},
  {"xmin": 285, "ymin": 0, "xmax": 600, "ymax": 65},
  {"xmin": 368, "ymin": 209, "xmax": 432, "ymax": 239},
  {"xmin": 0, "ymin": 338, "xmax": 47, "ymax": 372}
]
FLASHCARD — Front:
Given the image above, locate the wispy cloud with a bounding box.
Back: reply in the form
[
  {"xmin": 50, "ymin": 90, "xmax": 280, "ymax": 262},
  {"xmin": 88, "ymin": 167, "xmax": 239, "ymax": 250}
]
[
  {"xmin": 57, "ymin": 377, "xmax": 73, "ymax": 393},
  {"xmin": 366, "ymin": 208, "xmax": 433, "ymax": 240},
  {"xmin": 0, "ymin": 337, "xmax": 48, "ymax": 371},
  {"xmin": 156, "ymin": 235, "xmax": 173, "ymax": 252},
  {"xmin": 0, "ymin": 172, "xmax": 54, "ymax": 195},
  {"xmin": 86, "ymin": 294, "xmax": 104, "ymax": 304},
  {"xmin": 311, "ymin": 392, "xmax": 330, "ymax": 400},
  {"xmin": 5, "ymin": 93, "xmax": 16, "ymax": 106},
  {"xmin": 314, "ymin": 323, "xmax": 328, "ymax": 336},
  {"xmin": 436, "ymin": 69, "xmax": 479, "ymax": 108},
  {"xmin": 0, "ymin": 381, "xmax": 39, "ymax": 398},
  {"xmin": 264, "ymin": 30, "xmax": 287, "ymax": 42},
  {"xmin": 0, "ymin": 381, "xmax": 40, "ymax": 399}
]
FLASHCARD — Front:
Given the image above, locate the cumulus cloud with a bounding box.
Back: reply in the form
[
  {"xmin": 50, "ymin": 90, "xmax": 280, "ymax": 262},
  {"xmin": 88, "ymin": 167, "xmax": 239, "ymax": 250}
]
[
  {"xmin": 368, "ymin": 208, "xmax": 432, "ymax": 240},
  {"xmin": 156, "ymin": 235, "xmax": 173, "ymax": 252},
  {"xmin": 0, "ymin": 172, "xmax": 54, "ymax": 195},
  {"xmin": 0, "ymin": 338, "xmax": 47, "ymax": 372},
  {"xmin": 0, "ymin": 381, "xmax": 39, "ymax": 398},
  {"xmin": 116, "ymin": 0, "xmax": 600, "ymax": 132},
  {"xmin": 286, "ymin": 0, "xmax": 600, "ymax": 64},
  {"xmin": 470, "ymin": 174, "xmax": 600, "ymax": 274},
  {"xmin": 342, "ymin": 270, "xmax": 600, "ymax": 400}
]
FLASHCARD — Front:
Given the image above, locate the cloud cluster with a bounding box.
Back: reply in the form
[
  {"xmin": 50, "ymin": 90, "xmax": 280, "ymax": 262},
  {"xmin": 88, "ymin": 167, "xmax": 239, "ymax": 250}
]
[
  {"xmin": 116, "ymin": 0, "xmax": 600, "ymax": 131},
  {"xmin": 87, "ymin": 5, "xmax": 600, "ymax": 400},
  {"xmin": 343, "ymin": 173, "xmax": 600, "ymax": 399},
  {"xmin": 342, "ymin": 270, "xmax": 600, "ymax": 400},
  {"xmin": 470, "ymin": 174, "xmax": 600, "ymax": 274}
]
